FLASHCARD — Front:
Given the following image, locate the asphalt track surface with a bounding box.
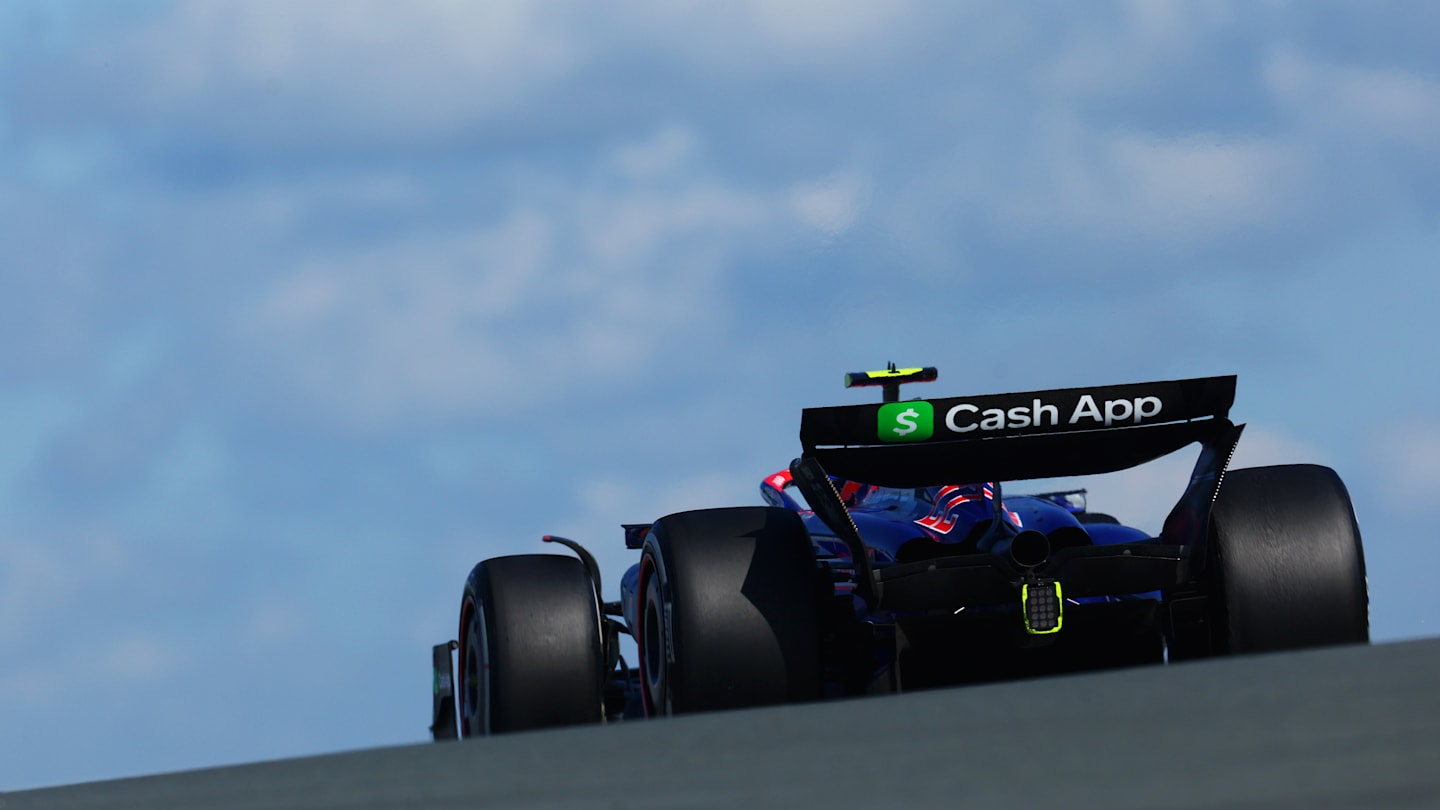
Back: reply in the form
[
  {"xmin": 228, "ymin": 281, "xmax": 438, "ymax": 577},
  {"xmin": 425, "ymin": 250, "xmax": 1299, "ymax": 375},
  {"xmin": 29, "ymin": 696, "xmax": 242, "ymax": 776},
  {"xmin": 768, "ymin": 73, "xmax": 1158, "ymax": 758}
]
[{"xmin": 8, "ymin": 637, "xmax": 1439, "ymax": 809}]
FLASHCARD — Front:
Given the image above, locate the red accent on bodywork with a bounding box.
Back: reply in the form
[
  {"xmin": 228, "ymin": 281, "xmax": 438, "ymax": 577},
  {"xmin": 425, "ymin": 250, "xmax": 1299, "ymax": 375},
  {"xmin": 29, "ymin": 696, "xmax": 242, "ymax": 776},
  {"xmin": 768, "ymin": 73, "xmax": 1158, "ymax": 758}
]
[
  {"xmin": 764, "ymin": 470, "xmax": 793, "ymax": 492},
  {"xmin": 915, "ymin": 485, "xmax": 982, "ymax": 534}
]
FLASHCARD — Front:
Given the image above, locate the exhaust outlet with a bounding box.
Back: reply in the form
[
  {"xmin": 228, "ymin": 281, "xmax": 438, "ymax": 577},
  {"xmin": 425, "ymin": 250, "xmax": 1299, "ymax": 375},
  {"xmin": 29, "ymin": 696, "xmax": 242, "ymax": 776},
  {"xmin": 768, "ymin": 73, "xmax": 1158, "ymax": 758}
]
[{"xmin": 1008, "ymin": 530, "xmax": 1051, "ymax": 568}]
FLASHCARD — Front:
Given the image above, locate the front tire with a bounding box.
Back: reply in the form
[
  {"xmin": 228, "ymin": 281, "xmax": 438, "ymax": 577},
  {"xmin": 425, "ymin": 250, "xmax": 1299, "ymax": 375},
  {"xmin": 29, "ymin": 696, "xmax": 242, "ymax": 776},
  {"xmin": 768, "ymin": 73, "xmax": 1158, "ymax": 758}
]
[
  {"xmin": 638, "ymin": 507, "xmax": 822, "ymax": 716},
  {"xmin": 457, "ymin": 554, "xmax": 604, "ymax": 736},
  {"xmin": 1200, "ymin": 464, "xmax": 1369, "ymax": 656}
]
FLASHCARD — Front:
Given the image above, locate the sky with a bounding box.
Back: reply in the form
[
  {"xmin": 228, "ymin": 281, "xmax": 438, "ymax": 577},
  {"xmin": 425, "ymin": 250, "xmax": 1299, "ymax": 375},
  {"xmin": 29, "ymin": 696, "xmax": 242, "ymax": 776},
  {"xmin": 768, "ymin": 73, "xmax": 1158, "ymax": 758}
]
[{"xmin": 2, "ymin": 0, "xmax": 1438, "ymax": 791}]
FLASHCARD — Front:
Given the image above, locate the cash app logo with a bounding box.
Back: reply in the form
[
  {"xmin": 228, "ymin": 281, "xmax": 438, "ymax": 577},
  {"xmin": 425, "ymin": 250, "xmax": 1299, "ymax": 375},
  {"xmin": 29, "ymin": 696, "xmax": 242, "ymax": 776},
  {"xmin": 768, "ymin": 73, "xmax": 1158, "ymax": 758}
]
[{"xmin": 877, "ymin": 401, "xmax": 934, "ymax": 442}]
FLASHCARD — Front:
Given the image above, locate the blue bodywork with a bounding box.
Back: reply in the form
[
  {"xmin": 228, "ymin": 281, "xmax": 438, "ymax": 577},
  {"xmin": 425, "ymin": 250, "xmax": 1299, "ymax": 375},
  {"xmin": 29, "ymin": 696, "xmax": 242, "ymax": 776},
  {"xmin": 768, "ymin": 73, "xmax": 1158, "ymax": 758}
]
[{"xmin": 618, "ymin": 473, "xmax": 1160, "ymax": 671}]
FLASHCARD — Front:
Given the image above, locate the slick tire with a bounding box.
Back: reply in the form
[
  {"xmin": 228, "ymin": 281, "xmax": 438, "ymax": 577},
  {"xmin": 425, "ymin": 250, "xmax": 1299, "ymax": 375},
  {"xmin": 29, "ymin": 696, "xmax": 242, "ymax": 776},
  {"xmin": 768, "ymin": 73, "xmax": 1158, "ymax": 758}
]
[
  {"xmin": 638, "ymin": 507, "xmax": 821, "ymax": 716},
  {"xmin": 1205, "ymin": 464, "xmax": 1369, "ymax": 655},
  {"xmin": 457, "ymin": 554, "xmax": 604, "ymax": 737}
]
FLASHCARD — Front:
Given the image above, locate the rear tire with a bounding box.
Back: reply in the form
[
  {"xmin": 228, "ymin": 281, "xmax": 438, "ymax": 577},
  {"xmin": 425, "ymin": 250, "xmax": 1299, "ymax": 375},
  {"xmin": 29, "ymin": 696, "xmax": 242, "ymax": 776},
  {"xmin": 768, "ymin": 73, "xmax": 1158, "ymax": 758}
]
[
  {"xmin": 457, "ymin": 554, "xmax": 604, "ymax": 736},
  {"xmin": 638, "ymin": 507, "xmax": 822, "ymax": 715},
  {"xmin": 1202, "ymin": 464, "xmax": 1368, "ymax": 655}
]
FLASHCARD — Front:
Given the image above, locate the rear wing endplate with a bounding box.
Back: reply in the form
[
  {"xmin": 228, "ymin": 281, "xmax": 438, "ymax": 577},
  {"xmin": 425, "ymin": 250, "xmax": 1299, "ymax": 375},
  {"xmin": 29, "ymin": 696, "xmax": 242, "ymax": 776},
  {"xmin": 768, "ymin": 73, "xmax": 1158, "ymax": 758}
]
[{"xmin": 431, "ymin": 641, "xmax": 458, "ymax": 741}]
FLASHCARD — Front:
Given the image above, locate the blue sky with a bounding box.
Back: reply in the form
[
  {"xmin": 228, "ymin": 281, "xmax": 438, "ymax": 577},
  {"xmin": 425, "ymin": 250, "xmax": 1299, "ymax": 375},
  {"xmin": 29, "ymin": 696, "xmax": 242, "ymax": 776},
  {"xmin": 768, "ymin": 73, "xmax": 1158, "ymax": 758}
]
[{"xmin": 2, "ymin": 0, "xmax": 1438, "ymax": 790}]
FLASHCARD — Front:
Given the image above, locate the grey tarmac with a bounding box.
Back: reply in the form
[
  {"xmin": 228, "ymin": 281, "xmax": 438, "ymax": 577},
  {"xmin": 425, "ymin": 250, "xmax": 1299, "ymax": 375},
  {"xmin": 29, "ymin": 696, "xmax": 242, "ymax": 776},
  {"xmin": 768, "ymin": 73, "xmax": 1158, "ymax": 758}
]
[{"xmin": 7, "ymin": 637, "xmax": 1439, "ymax": 809}]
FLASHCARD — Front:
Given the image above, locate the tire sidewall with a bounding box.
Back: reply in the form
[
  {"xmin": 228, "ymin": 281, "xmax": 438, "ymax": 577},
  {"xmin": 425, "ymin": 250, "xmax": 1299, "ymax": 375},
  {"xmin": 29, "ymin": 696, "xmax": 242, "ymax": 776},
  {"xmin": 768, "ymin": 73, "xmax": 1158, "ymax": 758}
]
[
  {"xmin": 457, "ymin": 581, "xmax": 491, "ymax": 738},
  {"xmin": 637, "ymin": 547, "xmax": 672, "ymax": 716}
]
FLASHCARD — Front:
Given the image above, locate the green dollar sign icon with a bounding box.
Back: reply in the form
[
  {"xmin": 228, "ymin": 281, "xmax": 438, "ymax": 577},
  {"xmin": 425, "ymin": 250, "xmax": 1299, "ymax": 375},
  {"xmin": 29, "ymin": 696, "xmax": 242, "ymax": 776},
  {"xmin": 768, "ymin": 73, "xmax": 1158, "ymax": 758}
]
[{"xmin": 877, "ymin": 401, "xmax": 934, "ymax": 442}]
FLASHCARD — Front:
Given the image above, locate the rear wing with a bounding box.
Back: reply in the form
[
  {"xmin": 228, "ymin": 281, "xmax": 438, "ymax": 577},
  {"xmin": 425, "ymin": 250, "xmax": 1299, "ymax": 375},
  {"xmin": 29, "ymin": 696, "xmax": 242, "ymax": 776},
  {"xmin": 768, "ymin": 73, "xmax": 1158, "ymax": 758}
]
[
  {"xmin": 800, "ymin": 376, "xmax": 1238, "ymax": 487},
  {"xmin": 791, "ymin": 374, "xmax": 1245, "ymax": 604}
]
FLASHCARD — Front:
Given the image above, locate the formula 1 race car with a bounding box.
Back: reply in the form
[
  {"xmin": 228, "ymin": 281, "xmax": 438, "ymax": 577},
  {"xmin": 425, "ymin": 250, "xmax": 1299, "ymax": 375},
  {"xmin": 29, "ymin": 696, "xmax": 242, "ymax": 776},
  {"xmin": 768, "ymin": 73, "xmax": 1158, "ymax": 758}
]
[{"xmin": 430, "ymin": 368, "xmax": 1368, "ymax": 739}]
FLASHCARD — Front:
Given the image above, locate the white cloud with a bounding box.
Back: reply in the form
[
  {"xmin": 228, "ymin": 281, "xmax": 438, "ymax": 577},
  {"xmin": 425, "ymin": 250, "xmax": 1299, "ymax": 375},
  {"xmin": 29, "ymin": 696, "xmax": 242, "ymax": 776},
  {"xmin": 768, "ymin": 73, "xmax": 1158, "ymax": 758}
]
[
  {"xmin": 790, "ymin": 170, "xmax": 867, "ymax": 237},
  {"xmin": 77, "ymin": 1, "xmax": 588, "ymax": 144},
  {"xmin": 241, "ymin": 596, "xmax": 308, "ymax": 646},
  {"xmin": 742, "ymin": 0, "xmax": 911, "ymax": 53},
  {"xmin": 101, "ymin": 636, "xmax": 181, "ymax": 682},
  {"xmin": 624, "ymin": 0, "xmax": 917, "ymax": 76},
  {"xmin": 576, "ymin": 182, "xmax": 765, "ymax": 267},
  {"xmin": 1046, "ymin": 1, "xmax": 1232, "ymax": 97},
  {"xmin": 1369, "ymin": 421, "xmax": 1440, "ymax": 508},
  {"xmin": 1229, "ymin": 426, "xmax": 1328, "ymax": 470},
  {"xmin": 1028, "ymin": 426, "xmax": 1329, "ymax": 535},
  {"xmin": 49, "ymin": 0, "xmax": 920, "ymax": 148},
  {"xmin": 1265, "ymin": 48, "xmax": 1440, "ymax": 151},
  {"xmin": 607, "ymin": 125, "xmax": 699, "ymax": 180},
  {"xmin": 0, "ymin": 633, "xmax": 182, "ymax": 712},
  {"xmin": 236, "ymin": 173, "xmax": 778, "ymax": 429},
  {"xmin": 17, "ymin": 0, "xmax": 1434, "ymax": 281},
  {"xmin": 1123, "ymin": 0, "xmax": 1195, "ymax": 42},
  {"xmin": 1048, "ymin": 448, "xmax": 1197, "ymax": 536},
  {"xmin": 0, "ymin": 531, "xmax": 127, "ymax": 645},
  {"xmin": 239, "ymin": 209, "xmax": 554, "ymax": 426},
  {"xmin": 1104, "ymin": 135, "xmax": 1299, "ymax": 233},
  {"xmin": 989, "ymin": 125, "xmax": 1303, "ymax": 242}
]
